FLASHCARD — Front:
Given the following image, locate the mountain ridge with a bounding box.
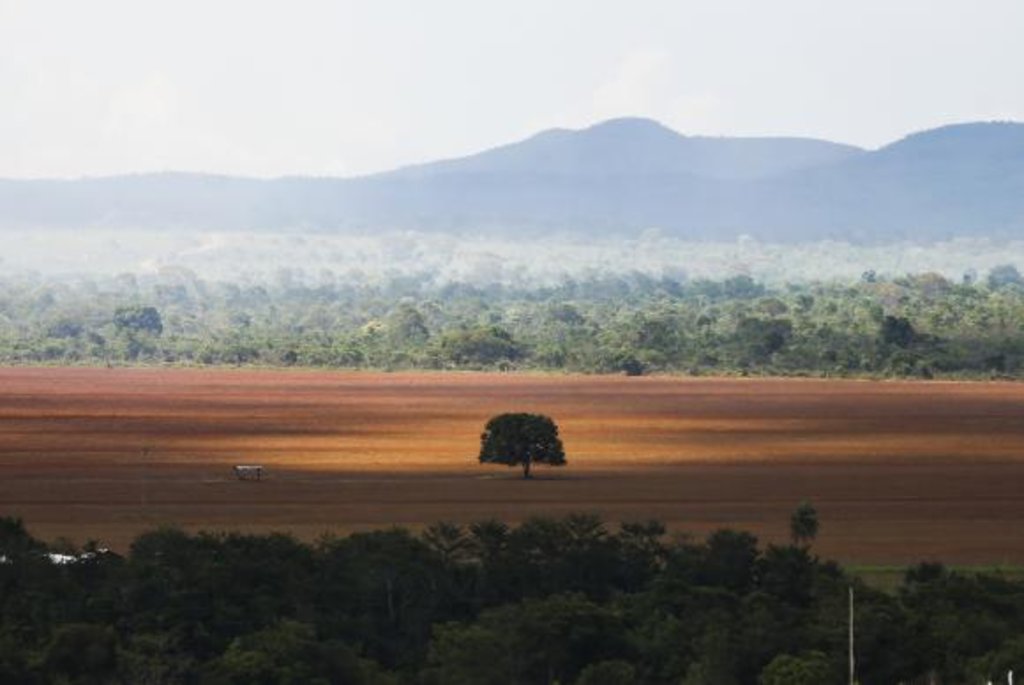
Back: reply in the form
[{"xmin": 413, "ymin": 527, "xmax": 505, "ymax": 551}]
[
  {"xmin": 1, "ymin": 118, "xmax": 1023, "ymax": 243},
  {"xmin": 380, "ymin": 117, "xmax": 865, "ymax": 181}
]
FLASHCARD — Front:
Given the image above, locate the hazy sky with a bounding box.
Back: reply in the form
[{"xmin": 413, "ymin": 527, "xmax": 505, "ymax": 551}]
[{"xmin": 2, "ymin": 0, "xmax": 1023, "ymax": 178}]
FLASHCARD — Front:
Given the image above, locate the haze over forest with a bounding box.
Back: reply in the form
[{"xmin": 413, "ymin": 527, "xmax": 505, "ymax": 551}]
[{"xmin": 3, "ymin": 117, "xmax": 1024, "ymax": 284}]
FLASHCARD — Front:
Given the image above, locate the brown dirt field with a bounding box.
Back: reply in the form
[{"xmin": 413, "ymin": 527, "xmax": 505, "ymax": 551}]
[{"xmin": 3, "ymin": 367, "xmax": 1024, "ymax": 564}]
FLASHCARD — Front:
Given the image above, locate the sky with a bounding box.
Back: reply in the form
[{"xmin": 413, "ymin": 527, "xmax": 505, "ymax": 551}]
[{"xmin": 2, "ymin": 0, "xmax": 1023, "ymax": 179}]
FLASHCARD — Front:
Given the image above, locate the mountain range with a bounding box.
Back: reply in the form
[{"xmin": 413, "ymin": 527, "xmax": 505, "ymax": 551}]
[{"xmin": 2, "ymin": 117, "xmax": 1023, "ymax": 242}]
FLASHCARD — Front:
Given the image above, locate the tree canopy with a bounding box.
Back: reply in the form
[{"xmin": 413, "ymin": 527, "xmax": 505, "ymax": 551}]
[
  {"xmin": 789, "ymin": 501, "xmax": 819, "ymax": 547},
  {"xmin": 5, "ymin": 269, "xmax": 1024, "ymax": 379},
  {"xmin": 112, "ymin": 305, "xmax": 163, "ymax": 336},
  {"xmin": 5, "ymin": 513, "xmax": 1024, "ymax": 683},
  {"xmin": 478, "ymin": 412, "xmax": 566, "ymax": 478}
]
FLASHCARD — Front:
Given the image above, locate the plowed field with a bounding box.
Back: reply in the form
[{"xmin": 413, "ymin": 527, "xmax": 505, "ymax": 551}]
[{"xmin": 3, "ymin": 367, "xmax": 1024, "ymax": 564}]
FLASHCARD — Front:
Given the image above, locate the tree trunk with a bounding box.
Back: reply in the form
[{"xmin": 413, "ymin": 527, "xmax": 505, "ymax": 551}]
[{"xmin": 523, "ymin": 459, "xmax": 532, "ymax": 479}]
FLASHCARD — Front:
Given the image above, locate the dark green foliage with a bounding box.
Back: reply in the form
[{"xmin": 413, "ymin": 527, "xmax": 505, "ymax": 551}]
[
  {"xmin": 0, "ymin": 631, "xmax": 35, "ymax": 684},
  {"xmin": 575, "ymin": 659, "xmax": 637, "ymax": 685},
  {"xmin": 757, "ymin": 545, "xmax": 817, "ymax": 608},
  {"xmin": 47, "ymin": 318, "xmax": 84, "ymax": 339},
  {"xmin": 6, "ymin": 270, "xmax": 1024, "ymax": 377},
  {"xmin": 428, "ymin": 593, "xmax": 630, "ymax": 685},
  {"xmin": 610, "ymin": 351, "xmax": 646, "ymax": 376},
  {"xmin": 881, "ymin": 314, "xmax": 916, "ymax": 348},
  {"xmin": 967, "ymin": 636, "xmax": 1024, "ymax": 683},
  {"xmin": 113, "ymin": 305, "xmax": 163, "ymax": 335},
  {"xmin": 896, "ymin": 563, "xmax": 1024, "ymax": 681},
  {"xmin": 700, "ymin": 529, "xmax": 760, "ymax": 593},
  {"xmin": 735, "ymin": 317, "xmax": 793, "ymax": 362},
  {"xmin": 758, "ymin": 651, "xmax": 832, "ymax": 685},
  {"xmin": 124, "ymin": 528, "xmax": 315, "ymax": 653},
  {"xmin": 987, "ymin": 263, "xmax": 1024, "ymax": 289},
  {"xmin": 201, "ymin": 621, "xmax": 394, "ymax": 685},
  {"xmin": 0, "ymin": 516, "xmax": 44, "ymax": 558},
  {"xmin": 5, "ymin": 514, "xmax": 1024, "ymax": 683},
  {"xmin": 478, "ymin": 412, "xmax": 566, "ymax": 478},
  {"xmin": 313, "ymin": 528, "xmax": 455, "ymax": 669},
  {"xmin": 385, "ymin": 304, "xmax": 429, "ymax": 346},
  {"xmin": 439, "ymin": 325, "xmax": 522, "ymax": 366},
  {"xmin": 41, "ymin": 623, "xmax": 118, "ymax": 684},
  {"xmin": 789, "ymin": 501, "xmax": 819, "ymax": 547}
]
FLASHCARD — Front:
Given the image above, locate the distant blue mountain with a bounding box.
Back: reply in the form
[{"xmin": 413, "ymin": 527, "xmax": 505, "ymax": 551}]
[
  {"xmin": 385, "ymin": 118, "xmax": 863, "ymax": 180},
  {"xmin": 2, "ymin": 118, "xmax": 1023, "ymax": 242}
]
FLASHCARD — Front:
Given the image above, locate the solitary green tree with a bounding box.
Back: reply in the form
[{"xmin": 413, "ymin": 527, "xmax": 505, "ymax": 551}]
[
  {"xmin": 478, "ymin": 413, "xmax": 566, "ymax": 479},
  {"xmin": 789, "ymin": 501, "xmax": 819, "ymax": 547}
]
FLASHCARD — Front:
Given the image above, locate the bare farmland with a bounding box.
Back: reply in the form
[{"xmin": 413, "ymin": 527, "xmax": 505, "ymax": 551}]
[{"xmin": 2, "ymin": 368, "xmax": 1024, "ymax": 564}]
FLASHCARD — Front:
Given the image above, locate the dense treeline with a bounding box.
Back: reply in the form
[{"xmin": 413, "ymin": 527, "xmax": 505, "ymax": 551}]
[
  {"xmin": 4, "ymin": 266, "xmax": 1024, "ymax": 377},
  {"xmin": 3, "ymin": 514, "xmax": 1024, "ymax": 684}
]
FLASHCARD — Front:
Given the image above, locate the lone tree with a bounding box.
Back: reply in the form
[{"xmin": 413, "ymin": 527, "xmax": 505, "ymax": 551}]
[
  {"xmin": 478, "ymin": 413, "xmax": 566, "ymax": 479},
  {"xmin": 789, "ymin": 501, "xmax": 819, "ymax": 547}
]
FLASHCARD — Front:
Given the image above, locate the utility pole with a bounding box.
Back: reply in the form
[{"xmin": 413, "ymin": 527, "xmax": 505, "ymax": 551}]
[{"xmin": 849, "ymin": 585, "xmax": 855, "ymax": 685}]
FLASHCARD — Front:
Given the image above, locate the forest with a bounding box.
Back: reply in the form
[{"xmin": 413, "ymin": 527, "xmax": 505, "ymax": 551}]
[
  {"xmin": 2, "ymin": 512, "xmax": 1023, "ymax": 684},
  {"xmin": 3, "ymin": 265, "xmax": 1024, "ymax": 378}
]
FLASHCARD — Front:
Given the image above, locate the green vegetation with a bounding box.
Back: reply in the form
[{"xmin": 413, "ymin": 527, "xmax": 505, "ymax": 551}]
[
  {"xmin": 5, "ymin": 267, "xmax": 1024, "ymax": 378},
  {"xmin": 4, "ymin": 513, "xmax": 1024, "ymax": 683},
  {"xmin": 478, "ymin": 413, "xmax": 566, "ymax": 479},
  {"xmin": 789, "ymin": 501, "xmax": 819, "ymax": 547}
]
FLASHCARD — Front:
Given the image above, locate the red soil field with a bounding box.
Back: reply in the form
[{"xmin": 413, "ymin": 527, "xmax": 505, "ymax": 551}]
[{"xmin": 3, "ymin": 367, "xmax": 1024, "ymax": 564}]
